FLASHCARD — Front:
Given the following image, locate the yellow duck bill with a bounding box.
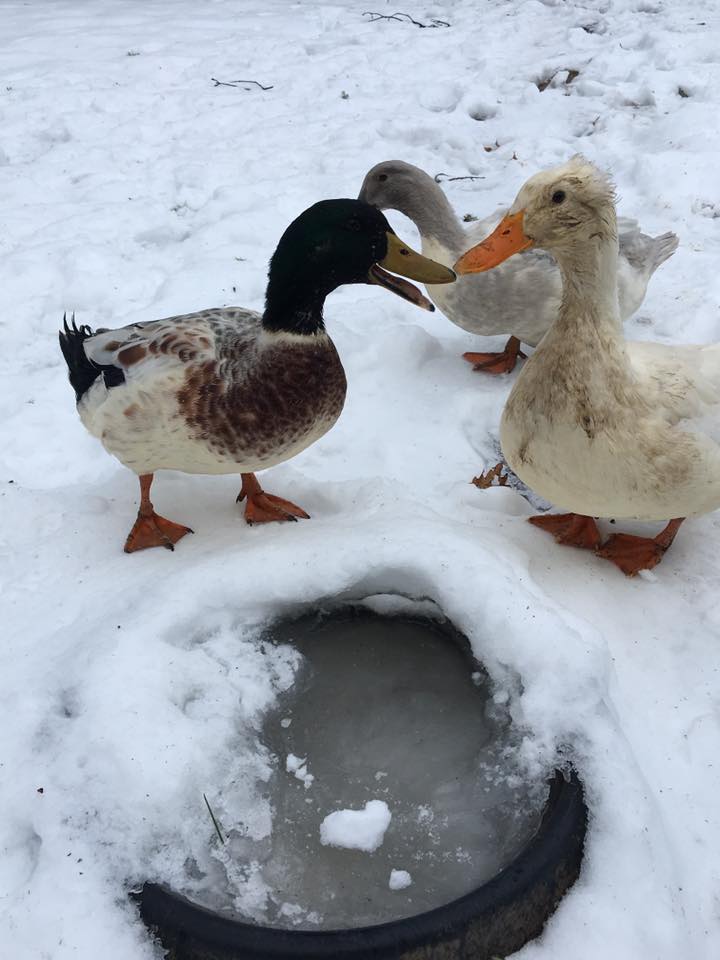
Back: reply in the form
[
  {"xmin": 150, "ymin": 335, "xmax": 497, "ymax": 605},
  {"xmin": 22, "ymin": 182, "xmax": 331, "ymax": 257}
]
[
  {"xmin": 454, "ymin": 211, "xmax": 534, "ymax": 274},
  {"xmin": 370, "ymin": 232, "xmax": 456, "ymax": 310}
]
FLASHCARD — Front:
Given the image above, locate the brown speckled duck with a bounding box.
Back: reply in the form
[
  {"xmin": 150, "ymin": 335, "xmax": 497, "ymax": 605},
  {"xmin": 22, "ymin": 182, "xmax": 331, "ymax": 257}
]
[{"xmin": 59, "ymin": 199, "xmax": 455, "ymax": 553}]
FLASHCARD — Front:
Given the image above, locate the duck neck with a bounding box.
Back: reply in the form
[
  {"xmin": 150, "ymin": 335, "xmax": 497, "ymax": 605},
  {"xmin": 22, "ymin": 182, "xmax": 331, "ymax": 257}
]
[
  {"xmin": 552, "ymin": 227, "xmax": 623, "ymax": 343},
  {"xmin": 400, "ymin": 180, "xmax": 466, "ymax": 251},
  {"xmin": 262, "ymin": 275, "xmax": 330, "ymax": 336}
]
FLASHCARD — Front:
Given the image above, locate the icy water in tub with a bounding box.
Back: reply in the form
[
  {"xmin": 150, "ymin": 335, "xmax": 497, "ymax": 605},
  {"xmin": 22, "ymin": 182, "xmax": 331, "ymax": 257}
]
[{"xmin": 194, "ymin": 610, "xmax": 545, "ymax": 929}]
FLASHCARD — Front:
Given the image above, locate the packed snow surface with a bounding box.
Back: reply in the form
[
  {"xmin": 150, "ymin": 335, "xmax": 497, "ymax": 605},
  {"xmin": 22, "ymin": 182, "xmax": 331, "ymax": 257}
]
[
  {"xmin": 320, "ymin": 800, "xmax": 392, "ymax": 853},
  {"xmin": 2, "ymin": 0, "xmax": 720, "ymax": 958}
]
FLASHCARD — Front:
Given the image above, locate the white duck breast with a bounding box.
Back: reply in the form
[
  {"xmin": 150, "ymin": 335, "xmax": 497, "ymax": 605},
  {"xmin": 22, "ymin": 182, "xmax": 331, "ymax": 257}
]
[{"xmin": 501, "ymin": 333, "xmax": 720, "ymax": 522}]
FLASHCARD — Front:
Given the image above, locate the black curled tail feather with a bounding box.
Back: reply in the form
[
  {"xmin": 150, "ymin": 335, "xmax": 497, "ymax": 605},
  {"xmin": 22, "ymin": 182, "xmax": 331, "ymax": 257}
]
[{"xmin": 58, "ymin": 313, "xmax": 125, "ymax": 403}]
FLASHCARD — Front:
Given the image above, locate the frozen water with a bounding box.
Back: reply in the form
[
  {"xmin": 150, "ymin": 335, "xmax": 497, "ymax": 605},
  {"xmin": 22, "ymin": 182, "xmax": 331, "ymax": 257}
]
[
  {"xmin": 190, "ymin": 611, "xmax": 546, "ymax": 929},
  {"xmin": 320, "ymin": 800, "xmax": 392, "ymax": 852}
]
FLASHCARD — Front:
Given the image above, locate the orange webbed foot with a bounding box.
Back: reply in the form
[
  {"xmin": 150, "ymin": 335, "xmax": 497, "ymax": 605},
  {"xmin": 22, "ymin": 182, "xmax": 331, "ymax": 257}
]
[
  {"xmin": 237, "ymin": 473, "xmax": 310, "ymax": 525},
  {"xmin": 528, "ymin": 513, "xmax": 602, "ymax": 550},
  {"xmin": 124, "ymin": 513, "xmax": 194, "ymax": 553},
  {"xmin": 596, "ymin": 518, "xmax": 684, "ymax": 577},
  {"xmin": 463, "ymin": 336, "xmax": 527, "ymax": 375}
]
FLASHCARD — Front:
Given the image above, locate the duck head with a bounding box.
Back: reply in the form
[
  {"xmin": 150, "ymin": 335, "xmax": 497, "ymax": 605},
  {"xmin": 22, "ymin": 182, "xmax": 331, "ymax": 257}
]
[
  {"xmin": 454, "ymin": 157, "xmax": 617, "ymax": 274},
  {"xmin": 358, "ymin": 160, "xmax": 439, "ymax": 213},
  {"xmin": 270, "ymin": 197, "xmax": 453, "ymax": 299}
]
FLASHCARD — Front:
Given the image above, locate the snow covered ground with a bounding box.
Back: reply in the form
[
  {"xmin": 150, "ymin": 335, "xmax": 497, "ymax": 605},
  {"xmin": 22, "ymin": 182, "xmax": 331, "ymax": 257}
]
[{"xmin": 1, "ymin": 0, "xmax": 720, "ymax": 957}]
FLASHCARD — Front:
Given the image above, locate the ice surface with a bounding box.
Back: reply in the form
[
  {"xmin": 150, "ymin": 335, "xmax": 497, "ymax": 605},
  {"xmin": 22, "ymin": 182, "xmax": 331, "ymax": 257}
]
[
  {"xmin": 320, "ymin": 800, "xmax": 392, "ymax": 852},
  {"xmin": 189, "ymin": 612, "xmax": 545, "ymax": 929}
]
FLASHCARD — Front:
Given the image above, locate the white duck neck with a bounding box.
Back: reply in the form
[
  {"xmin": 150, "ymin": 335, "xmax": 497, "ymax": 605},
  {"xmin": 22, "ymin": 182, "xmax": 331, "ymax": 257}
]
[
  {"xmin": 401, "ymin": 179, "xmax": 467, "ymax": 251},
  {"xmin": 552, "ymin": 225, "xmax": 623, "ymax": 340}
]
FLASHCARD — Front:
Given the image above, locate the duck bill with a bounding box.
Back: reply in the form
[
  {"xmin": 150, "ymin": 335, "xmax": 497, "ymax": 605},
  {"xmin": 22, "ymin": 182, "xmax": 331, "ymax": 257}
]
[
  {"xmin": 454, "ymin": 211, "xmax": 534, "ymax": 274},
  {"xmin": 369, "ymin": 232, "xmax": 456, "ymax": 311}
]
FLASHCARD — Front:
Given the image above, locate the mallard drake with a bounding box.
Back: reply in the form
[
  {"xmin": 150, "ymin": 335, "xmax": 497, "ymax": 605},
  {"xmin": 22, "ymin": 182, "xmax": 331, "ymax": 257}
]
[
  {"xmin": 454, "ymin": 156, "xmax": 718, "ymax": 576},
  {"xmin": 359, "ymin": 159, "xmax": 678, "ymax": 374},
  {"xmin": 60, "ymin": 199, "xmax": 455, "ymax": 553}
]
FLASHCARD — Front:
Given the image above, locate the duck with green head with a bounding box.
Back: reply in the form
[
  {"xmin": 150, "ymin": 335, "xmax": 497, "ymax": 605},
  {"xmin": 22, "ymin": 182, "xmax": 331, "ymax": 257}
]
[{"xmin": 59, "ymin": 199, "xmax": 455, "ymax": 552}]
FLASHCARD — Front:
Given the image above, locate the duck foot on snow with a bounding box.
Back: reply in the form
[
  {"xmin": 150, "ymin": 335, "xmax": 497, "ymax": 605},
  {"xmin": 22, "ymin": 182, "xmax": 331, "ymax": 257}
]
[
  {"xmin": 596, "ymin": 518, "xmax": 684, "ymax": 577},
  {"xmin": 528, "ymin": 512, "xmax": 602, "ymax": 549},
  {"xmin": 529, "ymin": 513, "xmax": 685, "ymax": 575},
  {"xmin": 237, "ymin": 472, "xmax": 310, "ymax": 525},
  {"xmin": 124, "ymin": 474, "xmax": 194, "ymax": 553},
  {"xmin": 463, "ymin": 336, "xmax": 527, "ymax": 375}
]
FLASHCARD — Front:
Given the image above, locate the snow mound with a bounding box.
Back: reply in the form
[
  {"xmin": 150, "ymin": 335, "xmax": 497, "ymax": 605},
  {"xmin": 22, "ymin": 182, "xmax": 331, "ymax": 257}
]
[{"xmin": 319, "ymin": 800, "xmax": 392, "ymax": 852}]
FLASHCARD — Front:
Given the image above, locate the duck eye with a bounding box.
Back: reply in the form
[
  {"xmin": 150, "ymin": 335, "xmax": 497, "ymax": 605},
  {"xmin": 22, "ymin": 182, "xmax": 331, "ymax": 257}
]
[
  {"xmin": 378, "ymin": 173, "xmax": 388, "ymax": 182},
  {"xmin": 347, "ymin": 218, "xmax": 362, "ymax": 232},
  {"xmin": 552, "ymin": 190, "xmax": 566, "ymax": 205}
]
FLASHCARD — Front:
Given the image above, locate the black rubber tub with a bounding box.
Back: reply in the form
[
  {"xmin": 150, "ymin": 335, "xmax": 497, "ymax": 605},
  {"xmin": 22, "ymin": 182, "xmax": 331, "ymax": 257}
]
[{"xmin": 136, "ymin": 768, "xmax": 586, "ymax": 960}]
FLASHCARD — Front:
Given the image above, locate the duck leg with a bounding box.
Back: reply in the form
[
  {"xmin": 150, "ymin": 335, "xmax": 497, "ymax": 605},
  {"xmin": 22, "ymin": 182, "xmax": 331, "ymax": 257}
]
[
  {"xmin": 528, "ymin": 513, "xmax": 602, "ymax": 550},
  {"xmin": 463, "ymin": 336, "xmax": 527, "ymax": 375},
  {"xmin": 237, "ymin": 473, "xmax": 310, "ymax": 525},
  {"xmin": 124, "ymin": 474, "xmax": 193, "ymax": 553},
  {"xmin": 596, "ymin": 518, "xmax": 684, "ymax": 577}
]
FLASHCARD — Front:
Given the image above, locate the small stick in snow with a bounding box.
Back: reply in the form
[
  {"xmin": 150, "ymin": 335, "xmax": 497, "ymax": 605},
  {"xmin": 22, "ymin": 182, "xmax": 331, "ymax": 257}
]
[
  {"xmin": 363, "ymin": 12, "xmax": 450, "ymax": 29},
  {"xmin": 434, "ymin": 173, "xmax": 486, "ymax": 183},
  {"xmin": 203, "ymin": 793, "xmax": 227, "ymax": 844},
  {"xmin": 211, "ymin": 78, "xmax": 274, "ymax": 91}
]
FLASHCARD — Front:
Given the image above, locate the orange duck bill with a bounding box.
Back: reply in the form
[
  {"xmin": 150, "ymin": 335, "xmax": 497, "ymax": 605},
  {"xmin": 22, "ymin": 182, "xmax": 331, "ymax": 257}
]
[{"xmin": 454, "ymin": 211, "xmax": 533, "ymax": 274}]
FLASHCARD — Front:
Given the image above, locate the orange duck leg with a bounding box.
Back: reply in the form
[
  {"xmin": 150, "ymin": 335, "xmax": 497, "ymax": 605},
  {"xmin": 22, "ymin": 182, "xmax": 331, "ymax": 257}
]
[
  {"xmin": 463, "ymin": 336, "xmax": 527, "ymax": 375},
  {"xmin": 124, "ymin": 474, "xmax": 193, "ymax": 553},
  {"xmin": 596, "ymin": 518, "xmax": 684, "ymax": 577},
  {"xmin": 528, "ymin": 513, "xmax": 602, "ymax": 550},
  {"xmin": 237, "ymin": 472, "xmax": 310, "ymax": 525}
]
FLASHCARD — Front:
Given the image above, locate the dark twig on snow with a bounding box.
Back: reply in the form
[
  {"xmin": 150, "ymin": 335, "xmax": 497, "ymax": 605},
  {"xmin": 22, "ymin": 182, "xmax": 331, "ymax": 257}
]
[
  {"xmin": 363, "ymin": 12, "xmax": 450, "ymax": 28},
  {"xmin": 434, "ymin": 173, "xmax": 485, "ymax": 183},
  {"xmin": 203, "ymin": 793, "xmax": 227, "ymax": 845},
  {"xmin": 211, "ymin": 78, "xmax": 274, "ymax": 91}
]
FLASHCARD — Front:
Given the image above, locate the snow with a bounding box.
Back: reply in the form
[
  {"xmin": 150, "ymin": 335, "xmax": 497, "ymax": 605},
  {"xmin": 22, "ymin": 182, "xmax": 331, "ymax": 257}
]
[
  {"xmin": 1, "ymin": 0, "xmax": 720, "ymax": 958},
  {"xmin": 389, "ymin": 869, "xmax": 413, "ymax": 891},
  {"xmin": 285, "ymin": 753, "xmax": 314, "ymax": 789},
  {"xmin": 320, "ymin": 801, "xmax": 392, "ymax": 853}
]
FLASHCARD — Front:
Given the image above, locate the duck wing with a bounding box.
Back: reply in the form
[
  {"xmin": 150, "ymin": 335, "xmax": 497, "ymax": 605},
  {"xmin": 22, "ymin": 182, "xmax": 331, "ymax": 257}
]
[
  {"xmin": 84, "ymin": 307, "xmax": 260, "ymax": 382},
  {"xmin": 628, "ymin": 340, "xmax": 720, "ymax": 440}
]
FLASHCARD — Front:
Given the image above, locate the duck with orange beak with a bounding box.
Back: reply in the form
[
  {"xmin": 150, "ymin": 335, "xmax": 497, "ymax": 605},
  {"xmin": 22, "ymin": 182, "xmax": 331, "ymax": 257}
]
[
  {"xmin": 358, "ymin": 159, "xmax": 677, "ymax": 374},
  {"xmin": 455, "ymin": 156, "xmax": 720, "ymax": 577}
]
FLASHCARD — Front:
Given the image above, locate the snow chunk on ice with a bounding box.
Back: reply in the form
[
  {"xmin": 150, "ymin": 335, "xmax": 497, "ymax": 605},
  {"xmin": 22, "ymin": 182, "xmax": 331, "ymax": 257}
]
[
  {"xmin": 286, "ymin": 754, "xmax": 314, "ymax": 789},
  {"xmin": 389, "ymin": 869, "xmax": 412, "ymax": 891},
  {"xmin": 319, "ymin": 800, "xmax": 391, "ymax": 852}
]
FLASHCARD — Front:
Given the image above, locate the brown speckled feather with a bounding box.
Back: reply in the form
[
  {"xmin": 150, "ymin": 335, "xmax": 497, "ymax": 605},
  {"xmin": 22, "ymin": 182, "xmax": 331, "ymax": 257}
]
[{"xmin": 79, "ymin": 308, "xmax": 347, "ymax": 475}]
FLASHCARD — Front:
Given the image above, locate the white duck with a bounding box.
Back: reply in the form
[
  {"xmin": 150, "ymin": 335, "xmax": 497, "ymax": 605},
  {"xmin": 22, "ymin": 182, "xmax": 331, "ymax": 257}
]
[
  {"xmin": 455, "ymin": 156, "xmax": 720, "ymax": 576},
  {"xmin": 359, "ymin": 159, "xmax": 678, "ymax": 374}
]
